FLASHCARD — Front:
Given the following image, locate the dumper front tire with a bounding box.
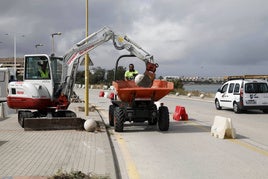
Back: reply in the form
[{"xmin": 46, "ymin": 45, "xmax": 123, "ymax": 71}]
[
  {"xmin": 114, "ymin": 107, "xmax": 124, "ymax": 132},
  {"xmin": 158, "ymin": 106, "xmax": 169, "ymax": 131},
  {"xmin": 109, "ymin": 105, "xmax": 115, "ymax": 126}
]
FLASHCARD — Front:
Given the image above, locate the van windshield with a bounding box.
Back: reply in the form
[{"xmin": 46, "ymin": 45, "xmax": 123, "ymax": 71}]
[{"xmin": 245, "ymin": 83, "xmax": 268, "ymax": 93}]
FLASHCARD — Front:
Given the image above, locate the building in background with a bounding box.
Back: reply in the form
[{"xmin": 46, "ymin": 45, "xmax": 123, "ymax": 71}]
[{"xmin": 0, "ymin": 57, "xmax": 24, "ymax": 77}]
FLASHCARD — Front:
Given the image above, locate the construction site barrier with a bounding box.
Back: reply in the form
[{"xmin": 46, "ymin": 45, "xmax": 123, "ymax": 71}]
[
  {"xmin": 0, "ymin": 103, "xmax": 5, "ymax": 119},
  {"xmin": 99, "ymin": 91, "xmax": 104, "ymax": 97},
  {"xmin": 173, "ymin": 106, "xmax": 188, "ymax": 121},
  {"xmin": 211, "ymin": 116, "xmax": 236, "ymax": 139}
]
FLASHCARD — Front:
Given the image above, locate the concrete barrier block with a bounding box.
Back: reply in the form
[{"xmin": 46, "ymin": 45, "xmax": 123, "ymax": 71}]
[
  {"xmin": 0, "ymin": 103, "xmax": 5, "ymax": 118},
  {"xmin": 200, "ymin": 94, "xmax": 205, "ymax": 99},
  {"xmin": 225, "ymin": 118, "xmax": 236, "ymax": 139},
  {"xmin": 104, "ymin": 91, "xmax": 109, "ymax": 98},
  {"xmin": 211, "ymin": 116, "xmax": 236, "ymax": 139},
  {"xmin": 103, "ymin": 85, "xmax": 108, "ymax": 90}
]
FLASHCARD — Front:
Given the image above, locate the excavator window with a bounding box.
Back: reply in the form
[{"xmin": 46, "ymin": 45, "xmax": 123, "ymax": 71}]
[
  {"xmin": 24, "ymin": 56, "xmax": 50, "ymax": 80},
  {"xmin": 50, "ymin": 56, "xmax": 64, "ymax": 96}
]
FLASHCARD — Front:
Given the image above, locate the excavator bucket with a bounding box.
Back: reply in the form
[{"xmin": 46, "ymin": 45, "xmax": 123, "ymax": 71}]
[
  {"xmin": 135, "ymin": 61, "xmax": 158, "ymax": 88},
  {"xmin": 135, "ymin": 74, "xmax": 153, "ymax": 87},
  {"xmin": 18, "ymin": 110, "xmax": 85, "ymax": 131},
  {"xmin": 23, "ymin": 117, "xmax": 85, "ymax": 131}
]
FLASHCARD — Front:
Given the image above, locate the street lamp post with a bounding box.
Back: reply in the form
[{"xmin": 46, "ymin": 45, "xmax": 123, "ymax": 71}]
[
  {"xmin": 4, "ymin": 33, "xmax": 25, "ymax": 79},
  {"xmin": 51, "ymin": 32, "xmax": 62, "ymax": 54},
  {"xmin": 35, "ymin": 44, "xmax": 44, "ymax": 53},
  {"xmin": 14, "ymin": 35, "xmax": 16, "ymax": 78}
]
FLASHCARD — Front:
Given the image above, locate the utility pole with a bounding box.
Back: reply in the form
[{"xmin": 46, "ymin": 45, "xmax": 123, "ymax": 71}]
[{"xmin": 85, "ymin": 0, "xmax": 90, "ymax": 116}]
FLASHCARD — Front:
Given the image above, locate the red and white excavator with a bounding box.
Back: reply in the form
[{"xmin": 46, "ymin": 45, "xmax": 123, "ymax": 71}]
[{"xmin": 7, "ymin": 26, "xmax": 158, "ymax": 128}]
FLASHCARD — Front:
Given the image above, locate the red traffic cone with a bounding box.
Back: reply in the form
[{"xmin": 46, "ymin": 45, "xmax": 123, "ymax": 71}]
[
  {"xmin": 173, "ymin": 106, "xmax": 188, "ymax": 121},
  {"xmin": 99, "ymin": 91, "xmax": 104, "ymax": 97}
]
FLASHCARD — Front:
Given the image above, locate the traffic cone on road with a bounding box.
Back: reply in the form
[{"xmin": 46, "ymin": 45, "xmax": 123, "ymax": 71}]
[
  {"xmin": 173, "ymin": 106, "xmax": 188, "ymax": 121},
  {"xmin": 99, "ymin": 91, "xmax": 104, "ymax": 97}
]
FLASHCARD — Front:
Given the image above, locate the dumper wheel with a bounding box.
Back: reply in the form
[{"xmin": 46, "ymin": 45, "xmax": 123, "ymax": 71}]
[
  {"xmin": 148, "ymin": 104, "xmax": 157, "ymax": 125},
  {"xmin": 114, "ymin": 107, "xmax": 125, "ymax": 132},
  {"xmin": 158, "ymin": 106, "xmax": 169, "ymax": 131},
  {"xmin": 18, "ymin": 110, "xmax": 33, "ymax": 128},
  {"xmin": 109, "ymin": 105, "xmax": 115, "ymax": 126}
]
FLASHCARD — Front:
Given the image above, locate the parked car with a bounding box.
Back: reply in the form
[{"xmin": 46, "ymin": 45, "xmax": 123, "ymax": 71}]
[{"xmin": 215, "ymin": 78, "xmax": 268, "ymax": 113}]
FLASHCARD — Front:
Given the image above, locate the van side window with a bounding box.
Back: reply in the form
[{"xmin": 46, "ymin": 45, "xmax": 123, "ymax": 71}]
[
  {"xmin": 221, "ymin": 84, "xmax": 228, "ymax": 93},
  {"xmin": 228, "ymin": 83, "xmax": 234, "ymax": 93},
  {"xmin": 234, "ymin": 83, "xmax": 240, "ymax": 93}
]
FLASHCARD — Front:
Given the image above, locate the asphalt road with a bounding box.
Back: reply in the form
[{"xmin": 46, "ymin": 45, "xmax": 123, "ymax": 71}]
[{"xmin": 76, "ymin": 88, "xmax": 268, "ymax": 179}]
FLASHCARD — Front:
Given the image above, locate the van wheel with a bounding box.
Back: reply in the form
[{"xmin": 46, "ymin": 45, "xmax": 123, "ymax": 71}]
[
  {"xmin": 215, "ymin": 99, "xmax": 222, "ymax": 110},
  {"xmin": 233, "ymin": 102, "xmax": 241, "ymax": 113}
]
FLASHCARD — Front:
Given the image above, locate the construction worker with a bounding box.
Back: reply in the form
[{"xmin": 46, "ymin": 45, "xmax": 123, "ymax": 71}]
[
  {"xmin": 125, "ymin": 63, "xmax": 138, "ymax": 80},
  {"xmin": 38, "ymin": 61, "xmax": 49, "ymax": 78}
]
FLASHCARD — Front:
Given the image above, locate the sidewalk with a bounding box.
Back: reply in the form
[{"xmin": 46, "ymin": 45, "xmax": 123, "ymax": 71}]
[{"xmin": 0, "ymin": 102, "xmax": 116, "ymax": 178}]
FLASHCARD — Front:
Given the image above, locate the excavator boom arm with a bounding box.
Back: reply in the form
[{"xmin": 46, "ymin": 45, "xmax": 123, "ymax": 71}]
[{"xmin": 61, "ymin": 26, "xmax": 157, "ymax": 98}]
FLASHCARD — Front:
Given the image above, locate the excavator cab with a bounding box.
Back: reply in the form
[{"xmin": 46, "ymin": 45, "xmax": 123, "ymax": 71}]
[
  {"xmin": 24, "ymin": 55, "xmax": 50, "ymax": 80},
  {"xmin": 23, "ymin": 54, "xmax": 64, "ymax": 99}
]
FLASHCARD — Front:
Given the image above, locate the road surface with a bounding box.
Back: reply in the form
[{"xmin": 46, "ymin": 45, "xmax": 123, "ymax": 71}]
[{"xmin": 76, "ymin": 88, "xmax": 268, "ymax": 179}]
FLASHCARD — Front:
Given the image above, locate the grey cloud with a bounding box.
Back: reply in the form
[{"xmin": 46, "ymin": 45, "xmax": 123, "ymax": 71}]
[{"xmin": 1, "ymin": 0, "xmax": 268, "ymax": 77}]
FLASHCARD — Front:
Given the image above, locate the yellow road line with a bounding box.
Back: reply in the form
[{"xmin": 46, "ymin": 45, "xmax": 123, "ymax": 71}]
[
  {"xmin": 99, "ymin": 111, "xmax": 140, "ymax": 178},
  {"xmin": 115, "ymin": 132, "xmax": 140, "ymax": 179},
  {"xmin": 188, "ymin": 120, "xmax": 268, "ymax": 157},
  {"xmin": 229, "ymin": 139, "xmax": 268, "ymax": 157}
]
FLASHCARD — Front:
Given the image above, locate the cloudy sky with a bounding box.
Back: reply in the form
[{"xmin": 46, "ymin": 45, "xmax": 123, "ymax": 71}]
[{"xmin": 1, "ymin": 0, "xmax": 268, "ymax": 77}]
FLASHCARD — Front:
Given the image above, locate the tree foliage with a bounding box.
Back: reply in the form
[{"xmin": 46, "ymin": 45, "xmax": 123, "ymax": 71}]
[
  {"xmin": 75, "ymin": 66, "xmax": 184, "ymax": 90},
  {"xmin": 90, "ymin": 67, "xmax": 106, "ymax": 84},
  {"xmin": 75, "ymin": 71, "xmax": 85, "ymax": 84},
  {"xmin": 167, "ymin": 78, "xmax": 184, "ymax": 89},
  {"xmin": 75, "ymin": 66, "xmax": 126, "ymax": 86}
]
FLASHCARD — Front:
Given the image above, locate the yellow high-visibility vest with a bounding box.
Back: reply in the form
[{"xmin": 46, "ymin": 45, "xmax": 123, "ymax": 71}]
[
  {"xmin": 39, "ymin": 69, "xmax": 49, "ymax": 78},
  {"xmin": 125, "ymin": 70, "xmax": 138, "ymax": 80}
]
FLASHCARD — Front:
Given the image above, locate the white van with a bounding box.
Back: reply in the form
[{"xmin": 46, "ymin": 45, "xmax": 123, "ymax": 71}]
[{"xmin": 215, "ymin": 77, "xmax": 268, "ymax": 113}]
